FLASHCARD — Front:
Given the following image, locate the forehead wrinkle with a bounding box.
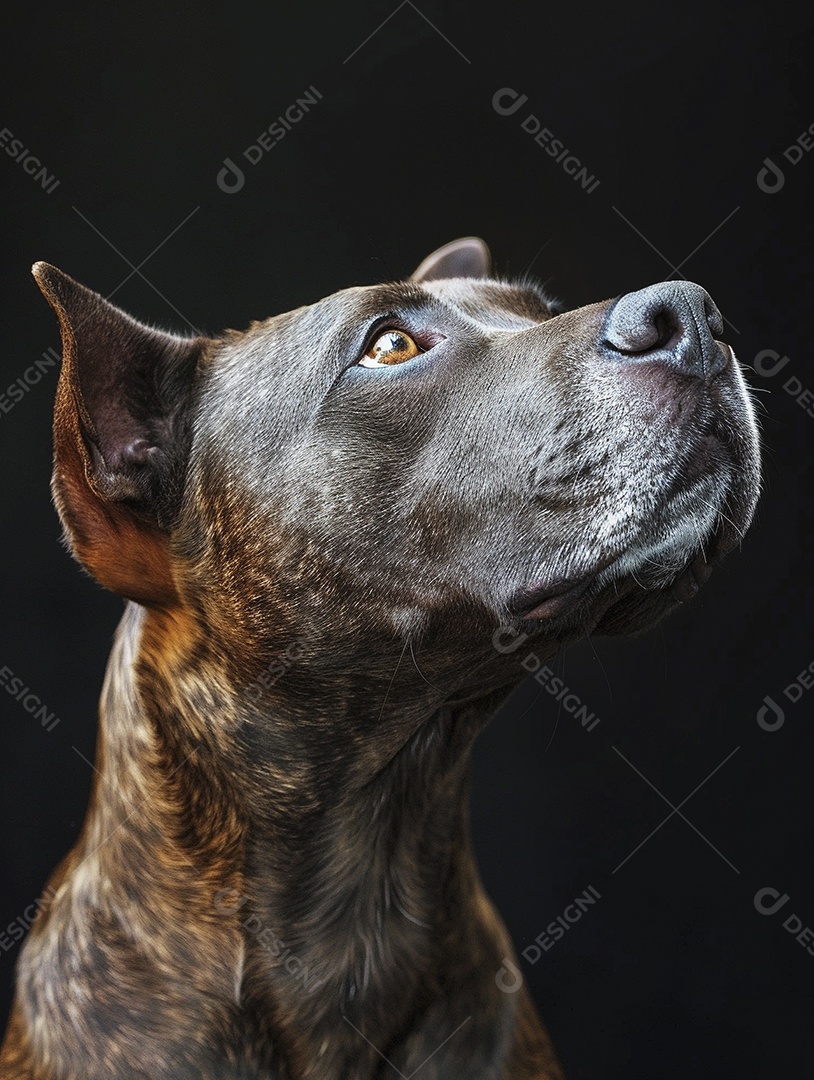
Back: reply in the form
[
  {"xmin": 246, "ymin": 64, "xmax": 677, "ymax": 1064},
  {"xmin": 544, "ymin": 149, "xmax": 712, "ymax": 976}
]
[
  {"xmin": 197, "ymin": 284, "xmax": 467, "ymax": 456},
  {"xmin": 243, "ymin": 283, "xmax": 462, "ymax": 374},
  {"xmin": 209, "ymin": 276, "xmax": 552, "ymax": 418},
  {"xmin": 421, "ymin": 279, "xmax": 556, "ymax": 332},
  {"xmin": 297, "ymin": 280, "xmax": 550, "ymax": 353}
]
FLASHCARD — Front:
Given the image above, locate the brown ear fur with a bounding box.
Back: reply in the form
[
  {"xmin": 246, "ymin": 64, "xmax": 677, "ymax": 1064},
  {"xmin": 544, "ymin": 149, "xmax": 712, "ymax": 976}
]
[{"xmin": 33, "ymin": 262, "xmax": 207, "ymax": 606}]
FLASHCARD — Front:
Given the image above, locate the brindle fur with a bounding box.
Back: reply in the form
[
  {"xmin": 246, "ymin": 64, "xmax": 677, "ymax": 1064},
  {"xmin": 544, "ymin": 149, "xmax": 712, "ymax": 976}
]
[{"xmin": 0, "ymin": 239, "xmax": 760, "ymax": 1078}]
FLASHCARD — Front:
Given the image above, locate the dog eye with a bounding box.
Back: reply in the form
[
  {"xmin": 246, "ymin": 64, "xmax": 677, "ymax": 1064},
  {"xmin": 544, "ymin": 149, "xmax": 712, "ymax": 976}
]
[{"xmin": 358, "ymin": 330, "xmax": 423, "ymax": 367}]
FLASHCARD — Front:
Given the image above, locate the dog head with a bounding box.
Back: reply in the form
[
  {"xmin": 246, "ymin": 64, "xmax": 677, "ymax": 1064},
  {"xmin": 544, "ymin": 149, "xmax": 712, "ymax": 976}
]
[{"xmin": 34, "ymin": 239, "xmax": 760, "ymax": 706}]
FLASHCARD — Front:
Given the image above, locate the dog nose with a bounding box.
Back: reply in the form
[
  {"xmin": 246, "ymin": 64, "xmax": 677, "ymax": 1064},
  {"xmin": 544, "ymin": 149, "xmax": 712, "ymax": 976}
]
[{"xmin": 603, "ymin": 281, "xmax": 726, "ymax": 378}]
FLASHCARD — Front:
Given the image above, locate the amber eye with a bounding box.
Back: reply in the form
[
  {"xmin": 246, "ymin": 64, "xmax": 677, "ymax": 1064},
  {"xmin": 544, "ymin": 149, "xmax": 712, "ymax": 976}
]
[{"xmin": 359, "ymin": 329, "xmax": 423, "ymax": 367}]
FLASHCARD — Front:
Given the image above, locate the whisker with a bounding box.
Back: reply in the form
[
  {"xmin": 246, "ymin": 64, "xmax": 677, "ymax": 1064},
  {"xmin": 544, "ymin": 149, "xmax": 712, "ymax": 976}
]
[
  {"xmin": 694, "ymin": 495, "xmax": 746, "ymax": 541},
  {"xmin": 375, "ymin": 638, "xmax": 409, "ymax": 724},
  {"xmin": 408, "ymin": 640, "xmax": 445, "ymax": 695}
]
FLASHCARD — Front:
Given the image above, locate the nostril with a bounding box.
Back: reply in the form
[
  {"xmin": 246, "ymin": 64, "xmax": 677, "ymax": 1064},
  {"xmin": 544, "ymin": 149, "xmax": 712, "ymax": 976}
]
[
  {"xmin": 603, "ymin": 304, "xmax": 679, "ymax": 356},
  {"xmin": 602, "ymin": 282, "xmax": 728, "ymax": 379},
  {"xmin": 650, "ymin": 309, "xmax": 680, "ymax": 351}
]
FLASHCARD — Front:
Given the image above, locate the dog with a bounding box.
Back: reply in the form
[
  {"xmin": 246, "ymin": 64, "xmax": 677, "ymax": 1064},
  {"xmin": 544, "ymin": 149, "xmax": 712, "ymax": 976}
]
[{"xmin": 0, "ymin": 238, "xmax": 760, "ymax": 1079}]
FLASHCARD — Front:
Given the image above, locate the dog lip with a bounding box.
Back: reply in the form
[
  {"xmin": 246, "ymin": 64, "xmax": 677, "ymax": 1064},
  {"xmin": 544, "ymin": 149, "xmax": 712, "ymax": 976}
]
[
  {"xmin": 670, "ymin": 552, "xmax": 715, "ymax": 602},
  {"xmin": 512, "ymin": 576, "xmax": 594, "ymax": 620},
  {"xmin": 515, "ymin": 543, "xmax": 717, "ymax": 622}
]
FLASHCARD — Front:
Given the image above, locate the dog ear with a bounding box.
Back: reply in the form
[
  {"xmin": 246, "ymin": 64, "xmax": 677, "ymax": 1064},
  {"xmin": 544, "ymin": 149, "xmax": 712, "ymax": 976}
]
[
  {"xmin": 410, "ymin": 237, "xmax": 491, "ymax": 282},
  {"xmin": 32, "ymin": 262, "xmax": 209, "ymax": 606}
]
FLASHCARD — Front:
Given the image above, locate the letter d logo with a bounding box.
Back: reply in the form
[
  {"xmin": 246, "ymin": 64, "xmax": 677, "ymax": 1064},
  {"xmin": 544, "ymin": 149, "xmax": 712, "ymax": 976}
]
[
  {"xmin": 213, "ymin": 887, "xmax": 247, "ymax": 913},
  {"xmin": 492, "ymin": 626, "xmax": 529, "ymax": 654},
  {"xmin": 754, "ymin": 886, "xmax": 789, "ymax": 917},
  {"xmin": 753, "ymin": 349, "xmax": 792, "ymax": 378},
  {"xmin": 495, "ymin": 957, "xmax": 523, "ymax": 993},
  {"xmin": 756, "ymin": 156, "xmax": 784, "ymax": 194},
  {"xmin": 217, "ymin": 157, "xmax": 245, "ymax": 194},
  {"xmin": 756, "ymin": 694, "xmax": 785, "ymax": 731},
  {"xmin": 492, "ymin": 87, "xmax": 528, "ymax": 116}
]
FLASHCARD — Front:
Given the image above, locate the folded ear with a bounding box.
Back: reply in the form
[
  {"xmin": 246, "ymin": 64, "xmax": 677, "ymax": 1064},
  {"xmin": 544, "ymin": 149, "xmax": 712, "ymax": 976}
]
[
  {"xmin": 410, "ymin": 237, "xmax": 491, "ymax": 282},
  {"xmin": 33, "ymin": 262, "xmax": 210, "ymax": 606}
]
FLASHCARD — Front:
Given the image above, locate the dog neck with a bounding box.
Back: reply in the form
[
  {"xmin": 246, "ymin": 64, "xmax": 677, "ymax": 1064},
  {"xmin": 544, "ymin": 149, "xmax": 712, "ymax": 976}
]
[{"xmin": 29, "ymin": 601, "xmax": 544, "ymax": 1077}]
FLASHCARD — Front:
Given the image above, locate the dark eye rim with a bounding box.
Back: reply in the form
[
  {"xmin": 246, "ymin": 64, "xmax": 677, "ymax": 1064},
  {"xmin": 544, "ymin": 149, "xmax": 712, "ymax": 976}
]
[
  {"xmin": 364, "ymin": 328, "xmax": 419, "ymax": 362},
  {"xmin": 356, "ymin": 316, "xmax": 444, "ymax": 366}
]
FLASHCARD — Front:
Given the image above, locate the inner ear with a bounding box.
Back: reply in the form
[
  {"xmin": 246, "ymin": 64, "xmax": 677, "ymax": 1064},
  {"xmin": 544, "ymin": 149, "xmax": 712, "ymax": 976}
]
[
  {"xmin": 410, "ymin": 237, "xmax": 492, "ymax": 283},
  {"xmin": 33, "ymin": 262, "xmax": 210, "ymax": 605}
]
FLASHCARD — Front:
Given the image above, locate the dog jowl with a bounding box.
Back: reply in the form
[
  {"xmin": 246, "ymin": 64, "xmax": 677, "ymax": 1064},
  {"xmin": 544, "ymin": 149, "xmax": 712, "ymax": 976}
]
[{"xmin": 0, "ymin": 239, "xmax": 760, "ymax": 1079}]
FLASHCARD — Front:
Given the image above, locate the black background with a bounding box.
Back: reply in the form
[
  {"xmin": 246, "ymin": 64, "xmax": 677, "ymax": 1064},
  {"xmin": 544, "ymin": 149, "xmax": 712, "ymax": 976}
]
[{"xmin": 1, "ymin": 3, "xmax": 812, "ymax": 1077}]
